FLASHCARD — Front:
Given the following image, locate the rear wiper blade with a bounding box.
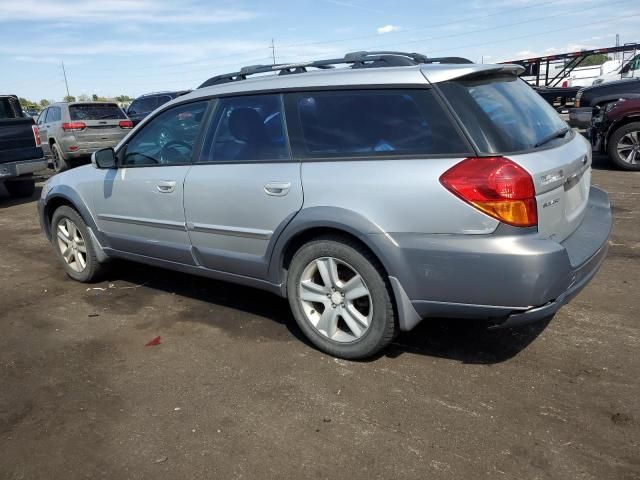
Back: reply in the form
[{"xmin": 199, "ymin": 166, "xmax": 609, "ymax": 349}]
[{"xmin": 534, "ymin": 127, "xmax": 570, "ymax": 148}]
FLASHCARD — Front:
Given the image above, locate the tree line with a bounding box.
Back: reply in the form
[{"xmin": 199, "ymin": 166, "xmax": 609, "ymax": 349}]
[{"xmin": 19, "ymin": 94, "xmax": 134, "ymax": 110}]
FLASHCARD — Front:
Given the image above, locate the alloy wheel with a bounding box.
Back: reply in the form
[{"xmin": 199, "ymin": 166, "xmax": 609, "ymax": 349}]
[
  {"xmin": 616, "ymin": 130, "xmax": 640, "ymax": 165},
  {"xmin": 298, "ymin": 257, "xmax": 372, "ymax": 343},
  {"xmin": 56, "ymin": 218, "xmax": 87, "ymax": 272}
]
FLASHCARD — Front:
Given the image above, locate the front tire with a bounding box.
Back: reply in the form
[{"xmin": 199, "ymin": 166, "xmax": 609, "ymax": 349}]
[
  {"xmin": 607, "ymin": 122, "xmax": 640, "ymax": 171},
  {"xmin": 51, "ymin": 206, "xmax": 104, "ymax": 282},
  {"xmin": 5, "ymin": 178, "xmax": 35, "ymax": 198},
  {"xmin": 287, "ymin": 236, "xmax": 396, "ymax": 359}
]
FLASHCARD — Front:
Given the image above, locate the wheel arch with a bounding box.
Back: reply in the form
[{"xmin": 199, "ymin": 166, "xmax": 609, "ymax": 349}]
[
  {"xmin": 269, "ymin": 207, "xmax": 400, "ymax": 295},
  {"xmin": 605, "ymin": 115, "xmax": 640, "ymax": 149}
]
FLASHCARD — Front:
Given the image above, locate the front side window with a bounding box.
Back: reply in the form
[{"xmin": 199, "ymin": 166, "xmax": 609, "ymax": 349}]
[
  {"xmin": 290, "ymin": 89, "xmax": 469, "ymax": 158},
  {"xmin": 199, "ymin": 94, "xmax": 290, "ymax": 163},
  {"xmin": 122, "ymin": 101, "xmax": 207, "ymax": 166}
]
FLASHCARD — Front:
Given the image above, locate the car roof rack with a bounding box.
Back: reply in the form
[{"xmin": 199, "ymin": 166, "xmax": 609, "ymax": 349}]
[{"xmin": 198, "ymin": 51, "xmax": 473, "ymax": 88}]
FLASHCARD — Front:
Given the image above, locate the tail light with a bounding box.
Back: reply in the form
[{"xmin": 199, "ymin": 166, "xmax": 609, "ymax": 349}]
[
  {"xmin": 62, "ymin": 122, "xmax": 86, "ymax": 132},
  {"xmin": 561, "ymin": 80, "xmax": 568, "ymax": 88},
  {"xmin": 31, "ymin": 125, "xmax": 41, "ymax": 147},
  {"xmin": 119, "ymin": 120, "xmax": 133, "ymax": 129},
  {"xmin": 439, "ymin": 157, "xmax": 538, "ymax": 227}
]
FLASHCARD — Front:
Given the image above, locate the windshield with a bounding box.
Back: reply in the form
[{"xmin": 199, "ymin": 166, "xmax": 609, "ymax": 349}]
[
  {"xmin": 439, "ymin": 75, "xmax": 569, "ymax": 153},
  {"xmin": 69, "ymin": 103, "xmax": 126, "ymax": 120}
]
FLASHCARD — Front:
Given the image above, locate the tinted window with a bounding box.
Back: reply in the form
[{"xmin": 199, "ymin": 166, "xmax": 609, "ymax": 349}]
[
  {"xmin": 439, "ymin": 75, "xmax": 569, "ymax": 153},
  {"xmin": 291, "ymin": 89, "xmax": 468, "ymax": 157},
  {"xmin": 128, "ymin": 97, "xmax": 157, "ymax": 115},
  {"xmin": 38, "ymin": 108, "xmax": 48, "ymax": 124},
  {"xmin": 199, "ymin": 94, "xmax": 290, "ymax": 163},
  {"xmin": 0, "ymin": 98, "xmax": 17, "ymax": 119},
  {"xmin": 122, "ymin": 101, "xmax": 207, "ymax": 166},
  {"xmin": 69, "ymin": 103, "xmax": 126, "ymax": 120},
  {"xmin": 157, "ymin": 95, "xmax": 173, "ymax": 107}
]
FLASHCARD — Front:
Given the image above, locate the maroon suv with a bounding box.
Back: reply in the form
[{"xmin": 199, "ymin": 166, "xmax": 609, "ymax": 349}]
[{"xmin": 590, "ymin": 98, "xmax": 640, "ymax": 170}]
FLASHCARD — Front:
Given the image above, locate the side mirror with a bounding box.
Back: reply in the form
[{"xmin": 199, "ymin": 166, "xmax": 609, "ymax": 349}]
[{"xmin": 92, "ymin": 148, "xmax": 117, "ymax": 169}]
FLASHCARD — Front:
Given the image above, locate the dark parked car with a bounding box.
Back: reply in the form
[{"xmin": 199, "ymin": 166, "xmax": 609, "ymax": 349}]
[
  {"xmin": 569, "ymin": 78, "xmax": 640, "ymax": 128},
  {"xmin": 127, "ymin": 90, "xmax": 191, "ymax": 126},
  {"xmin": 590, "ymin": 98, "xmax": 640, "ymax": 170}
]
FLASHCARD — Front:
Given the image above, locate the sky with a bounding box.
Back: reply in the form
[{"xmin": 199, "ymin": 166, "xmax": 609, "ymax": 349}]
[{"xmin": 1, "ymin": 0, "xmax": 639, "ymax": 102}]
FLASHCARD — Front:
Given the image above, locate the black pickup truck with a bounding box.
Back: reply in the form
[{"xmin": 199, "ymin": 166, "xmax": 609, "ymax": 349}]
[
  {"xmin": 568, "ymin": 78, "xmax": 640, "ymax": 128},
  {"xmin": 0, "ymin": 95, "xmax": 47, "ymax": 198}
]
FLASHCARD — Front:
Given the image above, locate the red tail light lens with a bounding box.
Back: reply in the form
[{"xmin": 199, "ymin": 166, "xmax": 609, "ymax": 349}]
[
  {"xmin": 439, "ymin": 157, "xmax": 538, "ymax": 227},
  {"xmin": 119, "ymin": 120, "xmax": 133, "ymax": 129},
  {"xmin": 31, "ymin": 125, "xmax": 41, "ymax": 147},
  {"xmin": 62, "ymin": 122, "xmax": 86, "ymax": 132}
]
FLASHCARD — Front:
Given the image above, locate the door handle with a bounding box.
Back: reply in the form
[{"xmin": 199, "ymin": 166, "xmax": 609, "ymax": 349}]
[
  {"xmin": 156, "ymin": 180, "xmax": 176, "ymax": 193},
  {"xmin": 264, "ymin": 182, "xmax": 291, "ymax": 196}
]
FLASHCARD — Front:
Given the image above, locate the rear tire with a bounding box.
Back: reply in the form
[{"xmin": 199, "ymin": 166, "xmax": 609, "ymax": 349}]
[
  {"xmin": 5, "ymin": 178, "xmax": 35, "ymax": 198},
  {"xmin": 51, "ymin": 206, "xmax": 105, "ymax": 282},
  {"xmin": 51, "ymin": 143, "xmax": 70, "ymax": 173},
  {"xmin": 607, "ymin": 122, "xmax": 640, "ymax": 171},
  {"xmin": 287, "ymin": 235, "xmax": 397, "ymax": 359}
]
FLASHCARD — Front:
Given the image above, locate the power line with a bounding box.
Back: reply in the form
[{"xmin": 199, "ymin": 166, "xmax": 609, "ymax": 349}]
[{"xmin": 66, "ymin": 0, "xmax": 581, "ymax": 74}]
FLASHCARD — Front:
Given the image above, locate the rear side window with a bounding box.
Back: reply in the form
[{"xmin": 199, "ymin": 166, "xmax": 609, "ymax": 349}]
[
  {"xmin": 69, "ymin": 103, "xmax": 126, "ymax": 120},
  {"xmin": 288, "ymin": 89, "xmax": 469, "ymax": 158},
  {"xmin": 128, "ymin": 97, "xmax": 157, "ymax": 115},
  {"xmin": 438, "ymin": 75, "xmax": 569, "ymax": 153},
  {"xmin": 47, "ymin": 107, "xmax": 61, "ymax": 122},
  {"xmin": 0, "ymin": 98, "xmax": 17, "ymax": 119},
  {"xmin": 199, "ymin": 94, "xmax": 290, "ymax": 163}
]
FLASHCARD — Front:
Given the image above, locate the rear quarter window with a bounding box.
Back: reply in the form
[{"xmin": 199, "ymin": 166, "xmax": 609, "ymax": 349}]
[
  {"xmin": 0, "ymin": 98, "xmax": 18, "ymax": 119},
  {"xmin": 438, "ymin": 75, "xmax": 569, "ymax": 153},
  {"xmin": 287, "ymin": 89, "xmax": 470, "ymax": 158},
  {"xmin": 69, "ymin": 103, "xmax": 126, "ymax": 121}
]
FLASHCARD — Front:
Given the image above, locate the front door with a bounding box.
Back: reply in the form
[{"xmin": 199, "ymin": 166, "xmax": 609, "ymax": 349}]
[
  {"xmin": 183, "ymin": 94, "xmax": 302, "ymax": 279},
  {"xmin": 92, "ymin": 101, "xmax": 209, "ymax": 264}
]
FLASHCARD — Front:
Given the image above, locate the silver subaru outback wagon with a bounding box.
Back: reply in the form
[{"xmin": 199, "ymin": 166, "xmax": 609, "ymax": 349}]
[{"xmin": 38, "ymin": 52, "xmax": 612, "ymax": 359}]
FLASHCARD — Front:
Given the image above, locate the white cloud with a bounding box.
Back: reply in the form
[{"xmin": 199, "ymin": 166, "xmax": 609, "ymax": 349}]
[
  {"xmin": 0, "ymin": 0, "xmax": 259, "ymax": 24},
  {"xmin": 377, "ymin": 25, "xmax": 402, "ymax": 35}
]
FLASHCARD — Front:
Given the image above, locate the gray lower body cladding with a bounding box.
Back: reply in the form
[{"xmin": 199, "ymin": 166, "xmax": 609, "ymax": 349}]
[{"xmin": 374, "ymin": 187, "xmax": 612, "ymax": 330}]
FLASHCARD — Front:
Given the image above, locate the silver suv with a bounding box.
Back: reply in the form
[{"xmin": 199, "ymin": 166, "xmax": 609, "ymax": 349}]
[
  {"xmin": 38, "ymin": 52, "xmax": 612, "ymax": 359},
  {"xmin": 36, "ymin": 102, "xmax": 132, "ymax": 172}
]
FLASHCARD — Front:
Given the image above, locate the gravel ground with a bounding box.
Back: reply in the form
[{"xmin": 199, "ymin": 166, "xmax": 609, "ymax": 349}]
[{"xmin": 0, "ymin": 155, "xmax": 638, "ymax": 479}]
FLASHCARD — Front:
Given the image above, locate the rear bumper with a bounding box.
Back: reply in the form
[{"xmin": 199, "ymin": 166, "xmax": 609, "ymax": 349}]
[
  {"xmin": 381, "ymin": 186, "xmax": 612, "ymax": 331},
  {"xmin": 0, "ymin": 157, "xmax": 48, "ymax": 179},
  {"xmin": 568, "ymin": 107, "xmax": 593, "ymax": 128},
  {"xmin": 58, "ymin": 136, "xmax": 125, "ymax": 158}
]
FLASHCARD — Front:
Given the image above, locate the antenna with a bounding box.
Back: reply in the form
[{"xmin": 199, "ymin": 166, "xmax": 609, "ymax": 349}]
[
  {"xmin": 61, "ymin": 60, "xmax": 71, "ymax": 99},
  {"xmin": 270, "ymin": 38, "xmax": 276, "ymax": 65}
]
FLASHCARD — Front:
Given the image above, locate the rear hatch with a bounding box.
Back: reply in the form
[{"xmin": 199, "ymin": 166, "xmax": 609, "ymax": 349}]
[
  {"xmin": 68, "ymin": 103, "xmax": 129, "ymax": 147},
  {"xmin": 437, "ymin": 72, "xmax": 591, "ymax": 242}
]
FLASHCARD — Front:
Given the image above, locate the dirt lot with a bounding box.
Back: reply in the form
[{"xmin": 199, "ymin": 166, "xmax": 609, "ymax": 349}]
[{"xmin": 0, "ymin": 155, "xmax": 638, "ymax": 480}]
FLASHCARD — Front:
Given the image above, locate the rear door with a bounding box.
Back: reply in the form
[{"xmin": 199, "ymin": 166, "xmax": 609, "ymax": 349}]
[
  {"xmin": 183, "ymin": 94, "xmax": 302, "ymax": 279},
  {"xmin": 92, "ymin": 101, "xmax": 208, "ymax": 264},
  {"xmin": 438, "ymin": 74, "xmax": 591, "ymax": 242},
  {"xmin": 68, "ymin": 103, "xmax": 129, "ymax": 149}
]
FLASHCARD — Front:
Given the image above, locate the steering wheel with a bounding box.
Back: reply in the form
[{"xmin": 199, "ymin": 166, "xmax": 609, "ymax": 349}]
[{"xmin": 159, "ymin": 140, "xmax": 192, "ymax": 163}]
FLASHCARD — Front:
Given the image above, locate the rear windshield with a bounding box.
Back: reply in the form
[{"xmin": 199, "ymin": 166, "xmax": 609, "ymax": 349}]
[
  {"xmin": 438, "ymin": 75, "xmax": 569, "ymax": 153},
  {"xmin": 69, "ymin": 103, "xmax": 126, "ymax": 121},
  {"xmin": 0, "ymin": 98, "xmax": 19, "ymax": 119}
]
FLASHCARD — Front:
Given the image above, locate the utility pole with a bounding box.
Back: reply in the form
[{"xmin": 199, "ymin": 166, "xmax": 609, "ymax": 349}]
[
  {"xmin": 61, "ymin": 60, "xmax": 70, "ymax": 99},
  {"xmin": 270, "ymin": 38, "xmax": 276, "ymax": 65}
]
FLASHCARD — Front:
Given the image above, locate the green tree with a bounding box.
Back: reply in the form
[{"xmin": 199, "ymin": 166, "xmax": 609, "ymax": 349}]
[
  {"xmin": 77, "ymin": 94, "xmax": 90, "ymax": 102},
  {"xmin": 115, "ymin": 95, "xmax": 133, "ymax": 102},
  {"xmin": 39, "ymin": 99, "xmax": 50, "ymax": 108},
  {"xmin": 581, "ymin": 54, "xmax": 609, "ymax": 67},
  {"xmin": 64, "ymin": 95, "xmax": 76, "ymax": 103}
]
